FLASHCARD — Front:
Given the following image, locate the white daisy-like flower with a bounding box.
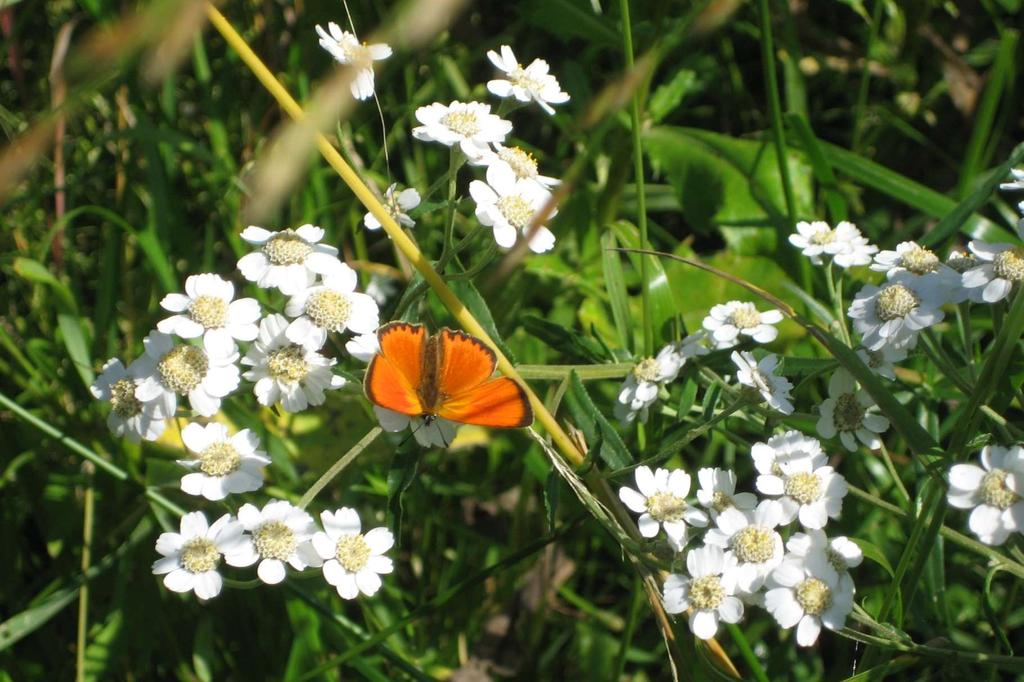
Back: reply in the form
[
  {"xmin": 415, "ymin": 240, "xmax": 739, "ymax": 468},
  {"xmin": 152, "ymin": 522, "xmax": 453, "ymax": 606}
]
[
  {"xmin": 755, "ymin": 446, "xmax": 848, "ymax": 530},
  {"xmin": 855, "ymin": 345, "xmax": 906, "ymax": 381},
  {"xmin": 614, "ymin": 343, "xmax": 687, "ymax": 425},
  {"xmin": 765, "ymin": 553, "xmax": 854, "ymax": 646},
  {"xmin": 999, "ymin": 168, "xmax": 1024, "ymax": 193},
  {"xmin": 751, "ymin": 431, "xmax": 824, "ymax": 478},
  {"xmin": 283, "ymin": 266, "xmax": 380, "ymax": 350},
  {"xmin": 704, "ymin": 500, "xmax": 787, "ymax": 595},
  {"xmin": 237, "ymin": 224, "xmax": 344, "ymax": 296},
  {"xmin": 470, "ymin": 143, "xmax": 559, "ymax": 189},
  {"xmin": 177, "ymin": 422, "xmax": 271, "ymax": 501},
  {"xmin": 310, "ymin": 508, "xmax": 394, "ymax": 599},
  {"xmin": 847, "ymin": 272, "xmax": 945, "ymax": 350},
  {"xmin": 961, "ymin": 240, "xmax": 1024, "ymax": 304},
  {"xmin": 870, "ymin": 241, "xmax": 964, "ymax": 301},
  {"xmin": 662, "ymin": 545, "xmax": 744, "ymax": 640},
  {"xmin": 152, "ymin": 511, "xmax": 245, "ymax": 600},
  {"xmin": 226, "ymin": 500, "xmax": 322, "ymax": 584},
  {"xmin": 695, "ymin": 467, "xmax": 758, "ymax": 521},
  {"xmin": 485, "ymin": 45, "xmax": 570, "ymax": 115},
  {"xmin": 730, "ymin": 351, "xmax": 794, "ymax": 415},
  {"xmin": 702, "ymin": 301, "xmax": 783, "ymax": 349},
  {"xmin": 411, "ymin": 101, "xmax": 512, "ymax": 159},
  {"xmin": 157, "ymin": 273, "xmax": 260, "ymax": 348},
  {"xmin": 790, "ymin": 220, "xmax": 877, "ymax": 268},
  {"xmin": 364, "ymin": 184, "xmax": 420, "ymax": 231},
  {"xmin": 469, "ymin": 163, "xmax": 557, "ymax": 253},
  {"xmin": 618, "ymin": 465, "xmax": 708, "ymax": 551},
  {"xmin": 134, "ymin": 331, "xmax": 240, "ymax": 418},
  {"xmin": 816, "ymin": 370, "xmax": 889, "ymax": 452},
  {"xmin": 374, "ymin": 406, "xmax": 457, "ymax": 449},
  {"xmin": 315, "ymin": 22, "xmax": 392, "ymax": 100},
  {"xmin": 365, "ymin": 274, "xmax": 398, "ymax": 307},
  {"xmin": 346, "ymin": 332, "xmax": 380, "ymax": 363},
  {"xmin": 242, "ymin": 314, "xmax": 346, "ymax": 413},
  {"xmin": 945, "ymin": 249, "xmax": 983, "ymax": 303},
  {"xmin": 948, "ymin": 444, "xmax": 1024, "ymax": 546},
  {"xmin": 91, "ymin": 358, "xmax": 167, "ymax": 442},
  {"xmin": 786, "ymin": 529, "xmax": 863, "ymax": 589}
]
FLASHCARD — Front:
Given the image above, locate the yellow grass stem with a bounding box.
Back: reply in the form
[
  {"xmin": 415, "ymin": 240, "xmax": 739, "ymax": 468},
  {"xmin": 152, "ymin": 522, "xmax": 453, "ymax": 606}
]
[{"xmin": 204, "ymin": 5, "xmax": 584, "ymax": 466}]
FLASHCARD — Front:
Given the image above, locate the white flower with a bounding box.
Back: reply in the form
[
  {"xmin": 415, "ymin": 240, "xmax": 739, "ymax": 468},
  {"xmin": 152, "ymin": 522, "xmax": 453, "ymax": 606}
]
[
  {"xmin": 469, "ymin": 163, "xmax": 557, "ymax": 253},
  {"xmin": 855, "ymin": 345, "xmax": 906, "ymax": 381},
  {"xmin": 485, "ymin": 45, "xmax": 569, "ymax": 115},
  {"xmin": 751, "ymin": 431, "xmax": 825, "ymax": 478},
  {"xmin": 662, "ymin": 545, "xmax": 743, "ymax": 640},
  {"xmin": 1000, "ymin": 168, "xmax": 1024, "ymax": 193},
  {"xmin": 816, "ymin": 370, "xmax": 889, "ymax": 452},
  {"xmin": 614, "ymin": 342, "xmax": 688, "ymax": 424},
  {"xmin": 703, "ymin": 500, "xmax": 786, "ymax": 595},
  {"xmin": 90, "ymin": 358, "xmax": 167, "ymax": 442},
  {"xmin": 374, "ymin": 405, "xmax": 457, "ymax": 448},
  {"xmin": 945, "ymin": 249, "xmax": 984, "ymax": 303},
  {"xmin": 789, "ymin": 220, "xmax": 877, "ymax": 267},
  {"xmin": 695, "ymin": 467, "xmax": 758, "ymax": 521},
  {"xmin": 346, "ymin": 332, "xmax": 380, "ymax": 363},
  {"xmin": 870, "ymin": 241, "xmax": 964, "ymax": 302},
  {"xmin": 177, "ymin": 422, "xmax": 270, "ymax": 501},
  {"xmin": 703, "ymin": 300, "xmax": 783, "ymax": 349},
  {"xmin": 226, "ymin": 500, "xmax": 322, "ymax": 584},
  {"xmin": 152, "ymin": 511, "xmax": 245, "ymax": 600},
  {"xmin": 755, "ymin": 447, "xmax": 847, "ymax": 530},
  {"xmin": 470, "ymin": 143, "xmax": 559, "ymax": 189},
  {"xmin": 315, "ymin": 23, "xmax": 392, "ymax": 100},
  {"xmin": 237, "ymin": 224, "xmax": 344, "ymax": 296},
  {"xmin": 157, "ymin": 273, "xmax": 260, "ymax": 348},
  {"xmin": 962, "ymin": 240, "xmax": 1024, "ymax": 304},
  {"xmin": 948, "ymin": 444, "xmax": 1024, "ymax": 546},
  {"xmin": 847, "ymin": 273, "xmax": 945, "ymax": 350},
  {"xmin": 364, "ymin": 184, "xmax": 420, "ymax": 231},
  {"xmin": 365, "ymin": 274, "xmax": 398, "ymax": 307},
  {"xmin": 765, "ymin": 553, "xmax": 854, "ymax": 646},
  {"xmin": 242, "ymin": 314, "xmax": 346, "ymax": 413},
  {"xmin": 284, "ymin": 266, "xmax": 380, "ymax": 349},
  {"xmin": 310, "ymin": 508, "xmax": 394, "ymax": 599},
  {"xmin": 618, "ymin": 465, "xmax": 708, "ymax": 551},
  {"xmin": 731, "ymin": 351, "xmax": 794, "ymax": 415},
  {"xmin": 134, "ymin": 331, "xmax": 240, "ymax": 418},
  {"xmin": 412, "ymin": 101, "xmax": 512, "ymax": 159},
  {"xmin": 786, "ymin": 529, "xmax": 863, "ymax": 585}
]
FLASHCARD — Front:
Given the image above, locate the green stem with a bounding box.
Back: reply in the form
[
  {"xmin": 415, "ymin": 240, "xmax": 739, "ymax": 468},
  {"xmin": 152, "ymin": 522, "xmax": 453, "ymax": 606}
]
[
  {"xmin": 442, "ymin": 146, "xmax": 464, "ymax": 256},
  {"xmin": 824, "ymin": 261, "xmax": 851, "ymax": 344},
  {"xmin": 298, "ymin": 427, "xmax": 382, "ymax": 510},
  {"xmin": 758, "ymin": 0, "xmax": 796, "ymax": 225},
  {"xmin": 877, "ymin": 443, "xmax": 911, "ymax": 506},
  {"xmin": 920, "ymin": 329, "xmax": 974, "ymax": 395},
  {"xmin": 619, "ymin": 0, "xmax": 653, "ymax": 356},
  {"xmin": 726, "ymin": 623, "xmax": 770, "ymax": 682},
  {"xmin": 851, "ymin": 0, "xmax": 884, "ymax": 152}
]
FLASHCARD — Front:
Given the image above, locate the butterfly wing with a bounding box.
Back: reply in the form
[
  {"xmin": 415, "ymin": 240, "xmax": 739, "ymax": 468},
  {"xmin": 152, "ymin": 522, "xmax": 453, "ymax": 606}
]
[
  {"xmin": 434, "ymin": 328, "xmax": 533, "ymax": 428},
  {"xmin": 364, "ymin": 322, "xmax": 426, "ymax": 416}
]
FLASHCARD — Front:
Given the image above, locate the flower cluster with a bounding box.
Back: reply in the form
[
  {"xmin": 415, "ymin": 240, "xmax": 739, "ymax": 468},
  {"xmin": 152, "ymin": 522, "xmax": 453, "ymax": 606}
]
[{"xmin": 620, "ymin": 430, "xmax": 857, "ymax": 647}]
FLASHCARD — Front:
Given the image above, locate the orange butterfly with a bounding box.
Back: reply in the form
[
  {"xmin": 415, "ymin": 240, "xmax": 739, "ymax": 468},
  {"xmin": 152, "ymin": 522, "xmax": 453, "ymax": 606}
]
[{"xmin": 364, "ymin": 322, "xmax": 533, "ymax": 430}]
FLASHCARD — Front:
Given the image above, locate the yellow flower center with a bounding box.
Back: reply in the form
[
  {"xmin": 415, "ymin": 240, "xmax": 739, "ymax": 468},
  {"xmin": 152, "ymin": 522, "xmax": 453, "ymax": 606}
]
[
  {"xmin": 689, "ymin": 575, "xmax": 726, "ymax": 610},
  {"xmin": 495, "ymin": 194, "xmax": 535, "ymax": 229},
  {"xmin": 263, "ymin": 230, "xmax": 313, "ymax": 266},
  {"xmin": 498, "ymin": 146, "xmax": 538, "ymax": 179},
  {"xmin": 198, "ymin": 441, "xmax": 242, "ymax": 477},
  {"xmin": 711, "ymin": 490, "xmax": 734, "ymax": 513},
  {"xmin": 729, "ymin": 303, "xmax": 762, "ymax": 330},
  {"xmin": 833, "ymin": 393, "xmax": 865, "ymax": 432},
  {"xmin": 646, "ymin": 491, "xmax": 686, "ymax": 523},
  {"xmin": 795, "ymin": 577, "xmax": 832, "ymax": 615},
  {"xmin": 267, "ymin": 345, "xmax": 310, "ymax": 383},
  {"xmin": 900, "ymin": 246, "xmax": 939, "ymax": 274},
  {"xmin": 981, "ymin": 469, "xmax": 1020, "ymax": 510},
  {"xmin": 180, "ymin": 537, "xmax": 220, "ymax": 574},
  {"xmin": 441, "ymin": 110, "xmax": 481, "ymax": 137},
  {"xmin": 993, "ymin": 248, "xmax": 1024, "ymax": 282},
  {"xmin": 825, "ymin": 547, "xmax": 848, "ymax": 574},
  {"xmin": 809, "ymin": 227, "xmax": 835, "ymax": 245},
  {"xmin": 632, "ymin": 357, "xmax": 660, "ymax": 382},
  {"xmin": 253, "ymin": 521, "xmax": 297, "ymax": 561},
  {"xmin": 875, "ymin": 283, "xmax": 919, "ymax": 321},
  {"xmin": 508, "ymin": 64, "xmax": 544, "ymax": 93},
  {"xmin": 335, "ymin": 534, "xmax": 371, "ymax": 572},
  {"xmin": 784, "ymin": 472, "xmax": 823, "ymax": 505},
  {"xmin": 732, "ymin": 526, "xmax": 775, "ymax": 564},
  {"xmin": 158, "ymin": 345, "xmax": 209, "ymax": 394},
  {"xmin": 946, "ymin": 252, "xmax": 976, "ymax": 273},
  {"xmin": 189, "ymin": 295, "xmax": 229, "ymax": 329},
  {"xmin": 109, "ymin": 378, "xmax": 142, "ymax": 418},
  {"xmin": 305, "ymin": 290, "xmax": 352, "ymax": 331}
]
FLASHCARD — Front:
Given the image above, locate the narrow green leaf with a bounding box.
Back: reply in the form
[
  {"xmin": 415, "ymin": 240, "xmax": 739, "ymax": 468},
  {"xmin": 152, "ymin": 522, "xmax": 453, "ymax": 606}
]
[
  {"xmin": 564, "ymin": 371, "xmax": 632, "ymax": 469},
  {"xmin": 523, "ymin": 315, "xmax": 609, "ymax": 364},
  {"xmin": 601, "ymin": 231, "xmax": 633, "ymax": 352}
]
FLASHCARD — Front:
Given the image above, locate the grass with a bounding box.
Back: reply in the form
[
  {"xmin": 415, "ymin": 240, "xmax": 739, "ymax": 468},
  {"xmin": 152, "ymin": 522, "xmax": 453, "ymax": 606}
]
[{"xmin": 3, "ymin": 0, "xmax": 1024, "ymax": 680}]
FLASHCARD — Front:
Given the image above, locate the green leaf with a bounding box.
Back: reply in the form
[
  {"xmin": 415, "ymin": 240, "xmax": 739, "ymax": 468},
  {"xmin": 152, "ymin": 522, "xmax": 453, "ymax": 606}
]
[
  {"xmin": 610, "ymin": 221, "xmax": 680, "ymax": 342},
  {"xmin": 386, "ymin": 445, "xmax": 422, "ymax": 538},
  {"xmin": 449, "ymin": 279, "xmax": 515, "ymax": 363},
  {"xmin": 523, "ymin": 315, "xmax": 609, "ymax": 363},
  {"xmin": 648, "ymin": 69, "xmax": 698, "ymax": 123},
  {"xmin": 563, "ymin": 371, "xmax": 632, "ymax": 469},
  {"xmin": 600, "ymin": 231, "xmax": 632, "ymax": 351}
]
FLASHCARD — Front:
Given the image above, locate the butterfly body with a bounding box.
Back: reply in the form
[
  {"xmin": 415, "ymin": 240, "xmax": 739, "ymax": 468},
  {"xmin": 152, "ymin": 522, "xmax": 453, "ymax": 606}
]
[{"xmin": 364, "ymin": 322, "xmax": 533, "ymax": 429}]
